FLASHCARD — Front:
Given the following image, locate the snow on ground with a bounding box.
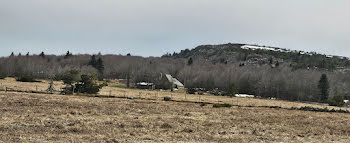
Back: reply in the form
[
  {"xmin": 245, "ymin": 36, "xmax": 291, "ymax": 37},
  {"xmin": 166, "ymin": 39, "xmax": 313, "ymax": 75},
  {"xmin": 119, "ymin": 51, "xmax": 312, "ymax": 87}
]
[
  {"xmin": 240, "ymin": 45, "xmax": 343, "ymax": 58},
  {"xmin": 241, "ymin": 45, "xmax": 277, "ymax": 51},
  {"xmin": 240, "ymin": 45, "xmax": 292, "ymax": 53},
  {"xmin": 235, "ymin": 94, "xmax": 255, "ymax": 98}
]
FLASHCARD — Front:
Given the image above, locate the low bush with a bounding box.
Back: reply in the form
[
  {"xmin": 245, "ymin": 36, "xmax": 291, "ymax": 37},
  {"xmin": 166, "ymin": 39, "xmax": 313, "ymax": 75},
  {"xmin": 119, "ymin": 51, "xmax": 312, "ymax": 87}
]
[
  {"xmin": 187, "ymin": 88, "xmax": 196, "ymax": 94},
  {"xmin": 160, "ymin": 123, "xmax": 172, "ymax": 129},
  {"xmin": 16, "ymin": 73, "xmax": 39, "ymax": 82},
  {"xmin": 328, "ymin": 94, "xmax": 345, "ymax": 107},
  {"xmin": 62, "ymin": 86, "xmax": 74, "ymax": 95},
  {"xmin": 59, "ymin": 69, "xmax": 106, "ymax": 95},
  {"xmin": 291, "ymin": 106, "xmax": 350, "ymax": 113},
  {"xmin": 0, "ymin": 73, "xmax": 7, "ymax": 79},
  {"xmin": 269, "ymin": 106, "xmax": 282, "ymax": 109},
  {"xmin": 163, "ymin": 97, "xmax": 172, "ymax": 101},
  {"xmin": 198, "ymin": 91, "xmax": 204, "ymax": 95},
  {"xmin": 75, "ymin": 74, "xmax": 106, "ymax": 94},
  {"xmin": 213, "ymin": 103, "xmax": 232, "ymax": 108}
]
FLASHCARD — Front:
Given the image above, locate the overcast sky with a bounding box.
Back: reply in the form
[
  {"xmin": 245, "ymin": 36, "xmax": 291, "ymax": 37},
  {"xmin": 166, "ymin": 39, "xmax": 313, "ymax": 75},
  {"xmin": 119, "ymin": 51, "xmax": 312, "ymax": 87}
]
[{"xmin": 0, "ymin": 0, "xmax": 349, "ymax": 57}]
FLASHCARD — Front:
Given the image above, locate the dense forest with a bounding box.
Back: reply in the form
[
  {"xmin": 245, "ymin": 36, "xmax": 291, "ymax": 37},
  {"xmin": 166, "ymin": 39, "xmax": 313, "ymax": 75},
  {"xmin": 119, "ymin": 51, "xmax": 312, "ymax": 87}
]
[{"xmin": 1, "ymin": 44, "xmax": 350, "ymax": 104}]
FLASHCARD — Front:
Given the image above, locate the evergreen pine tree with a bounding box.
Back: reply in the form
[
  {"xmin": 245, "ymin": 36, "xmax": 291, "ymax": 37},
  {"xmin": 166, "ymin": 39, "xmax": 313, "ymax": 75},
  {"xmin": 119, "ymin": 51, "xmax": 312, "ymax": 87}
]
[
  {"xmin": 228, "ymin": 82, "xmax": 237, "ymax": 97},
  {"xmin": 187, "ymin": 57, "xmax": 193, "ymax": 66},
  {"xmin": 96, "ymin": 58, "xmax": 104, "ymax": 73},
  {"xmin": 64, "ymin": 51, "xmax": 72, "ymax": 59},
  {"xmin": 318, "ymin": 74, "xmax": 330, "ymax": 102},
  {"xmin": 39, "ymin": 51, "xmax": 45, "ymax": 58},
  {"xmin": 95, "ymin": 58, "xmax": 105, "ymax": 80},
  {"xmin": 89, "ymin": 55, "xmax": 97, "ymax": 66},
  {"xmin": 88, "ymin": 55, "xmax": 104, "ymax": 80}
]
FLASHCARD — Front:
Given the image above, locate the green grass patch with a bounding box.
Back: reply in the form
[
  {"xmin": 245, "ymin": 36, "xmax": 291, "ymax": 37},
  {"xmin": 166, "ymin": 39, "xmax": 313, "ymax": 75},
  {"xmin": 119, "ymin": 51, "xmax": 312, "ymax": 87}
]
[
  {"xmin": 16, "ymin": 74, "xmax": 40, "ymax": 82},
  {"xmin": 213, "ymin": 103, "xmax": 232, "ymax": 108}
]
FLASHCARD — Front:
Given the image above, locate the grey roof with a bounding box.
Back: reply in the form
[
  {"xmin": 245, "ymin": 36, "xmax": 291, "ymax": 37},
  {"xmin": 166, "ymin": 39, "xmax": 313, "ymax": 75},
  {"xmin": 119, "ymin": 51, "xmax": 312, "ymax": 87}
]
[
  {"xmin": 165, "ymin": 74, "xmax": 173, "ymax": 82},
  {"xmin": 165, "ymin": 74, "xmax": 184, "ymax": 87},
  {"xmin": 172, "ymin": 78, "xmax": 184, "ymax": 87}
]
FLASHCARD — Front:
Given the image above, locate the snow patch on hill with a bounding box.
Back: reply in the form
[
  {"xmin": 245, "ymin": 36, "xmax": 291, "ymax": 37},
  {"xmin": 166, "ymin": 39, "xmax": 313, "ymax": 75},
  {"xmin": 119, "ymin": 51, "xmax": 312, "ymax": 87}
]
[
  {"xmin": 240, "ymin": 44, "xmax": 350, "ymax": 59},
  {"xmin": 241, "ymin": 45, "xmax": 290, "ymax": 53}
]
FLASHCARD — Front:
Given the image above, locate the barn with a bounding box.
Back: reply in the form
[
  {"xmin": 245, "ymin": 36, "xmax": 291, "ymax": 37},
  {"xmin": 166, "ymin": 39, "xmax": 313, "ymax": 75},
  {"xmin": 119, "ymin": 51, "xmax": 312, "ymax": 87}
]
[
  {"xmin": 156, "ymin": 73, "xmax": 184, "ymax": 90},
  {"xmin": 165, "ymin": 74, "xmax": 184, "ymax": 89}
]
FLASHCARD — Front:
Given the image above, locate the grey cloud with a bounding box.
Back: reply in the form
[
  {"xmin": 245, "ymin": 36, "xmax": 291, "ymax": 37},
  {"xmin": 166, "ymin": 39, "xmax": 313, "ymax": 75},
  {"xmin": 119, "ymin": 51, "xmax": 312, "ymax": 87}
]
[{"xmin": 0, "ymin": 0, "xmax": 349, "ymax": 57}]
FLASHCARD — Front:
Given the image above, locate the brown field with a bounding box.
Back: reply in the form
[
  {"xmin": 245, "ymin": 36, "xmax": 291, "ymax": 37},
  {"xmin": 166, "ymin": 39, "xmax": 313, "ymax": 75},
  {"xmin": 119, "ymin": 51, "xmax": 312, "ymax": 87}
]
[
  {"xmin": 0, "ymin": 78, "xmax": 350, "ymax": 142},
  {"xmin": 0, "ymin": 78, "xmax": 347, "ymax": 110}
]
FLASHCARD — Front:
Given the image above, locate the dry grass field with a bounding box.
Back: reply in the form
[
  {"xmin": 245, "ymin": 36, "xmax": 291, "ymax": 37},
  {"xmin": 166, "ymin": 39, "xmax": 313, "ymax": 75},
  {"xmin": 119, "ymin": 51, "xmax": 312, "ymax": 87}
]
[
  {"xmin": 1, "ymin": 92, "xmax": 350, "ymax": 142},
  {"xmin": 0, "ymin": 78, "xmax": 347, "ymax": 110},
  {"xmin": 0, "ymin": 78, "xmax": 350, "ymax": 142}
]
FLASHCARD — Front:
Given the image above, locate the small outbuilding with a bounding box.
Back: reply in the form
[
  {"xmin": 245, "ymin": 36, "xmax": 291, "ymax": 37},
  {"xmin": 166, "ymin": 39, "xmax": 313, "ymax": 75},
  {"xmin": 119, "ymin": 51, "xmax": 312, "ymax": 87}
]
[
  {"xmin": 156, "ymin": 73, "xmax": 184, "ymax": 91},
  {"xmin": 165, "ymin": 74, "xmax": 184, "ymax": 89},
  {"xmin": 136, "ymin": 82, "xmax": 154, "ymax": 89}
]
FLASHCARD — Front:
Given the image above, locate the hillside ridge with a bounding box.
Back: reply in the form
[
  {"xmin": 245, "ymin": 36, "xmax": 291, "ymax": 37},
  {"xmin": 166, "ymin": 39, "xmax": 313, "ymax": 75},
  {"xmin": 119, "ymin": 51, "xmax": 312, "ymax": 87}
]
[{"xmin": 165, "ymin": 43, "xmax": 350, "ymax": 71}]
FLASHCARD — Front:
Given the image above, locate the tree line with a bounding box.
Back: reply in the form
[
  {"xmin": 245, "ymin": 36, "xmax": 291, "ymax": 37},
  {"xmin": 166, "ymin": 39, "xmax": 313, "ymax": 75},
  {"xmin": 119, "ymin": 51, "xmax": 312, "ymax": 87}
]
[{"xmin": 1, "ymin": 50, "xmax": 350, "ymax": 105}]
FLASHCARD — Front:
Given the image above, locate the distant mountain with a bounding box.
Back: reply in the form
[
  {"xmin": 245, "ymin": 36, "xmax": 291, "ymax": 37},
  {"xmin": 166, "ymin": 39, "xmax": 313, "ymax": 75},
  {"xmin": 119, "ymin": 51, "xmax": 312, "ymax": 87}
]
[{"xmin": 164, "ymin": 43, "xmax": 350, "ymax": 71}]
